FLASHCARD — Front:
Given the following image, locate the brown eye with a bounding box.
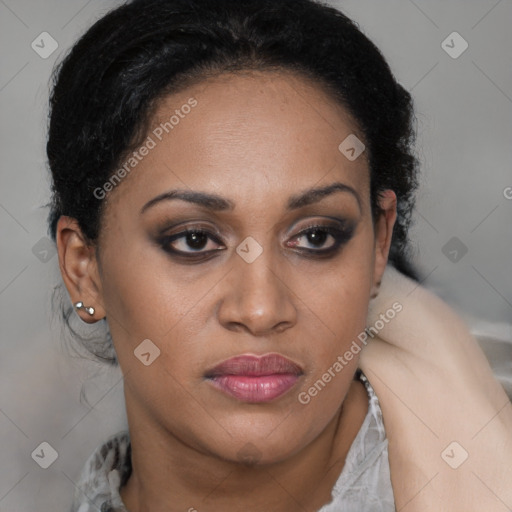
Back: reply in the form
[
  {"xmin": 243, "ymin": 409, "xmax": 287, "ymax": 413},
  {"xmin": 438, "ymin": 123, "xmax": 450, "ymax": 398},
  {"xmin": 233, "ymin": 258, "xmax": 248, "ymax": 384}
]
[
  {"xmin": 181, "ymin": 231, "xmax": 209, "ymax": 250},
  {"xmin": 288, "ymin": 224, "xmax": 355, "ymax": 255},
  {"xmin": 161, "ymin": 228, "xmax": 224, "ymax": 256},
  {"xmin": 294, "ymin": 228, "xmax": 335, "ymax": 249}
]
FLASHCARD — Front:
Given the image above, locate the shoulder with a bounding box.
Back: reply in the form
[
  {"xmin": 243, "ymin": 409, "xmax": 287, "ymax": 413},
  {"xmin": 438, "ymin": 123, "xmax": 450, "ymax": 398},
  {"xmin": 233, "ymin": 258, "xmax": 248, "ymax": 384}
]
[{"xmin": 69, "ymin": 430, "xmax": 131, "ymax": 512}]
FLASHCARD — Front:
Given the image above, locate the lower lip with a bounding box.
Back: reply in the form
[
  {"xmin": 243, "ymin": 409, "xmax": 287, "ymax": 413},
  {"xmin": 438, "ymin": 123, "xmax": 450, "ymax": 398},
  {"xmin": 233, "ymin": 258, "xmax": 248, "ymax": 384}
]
[{"xmin": 208, "ymin": 374, "xmax": 300, "ymax": 403}]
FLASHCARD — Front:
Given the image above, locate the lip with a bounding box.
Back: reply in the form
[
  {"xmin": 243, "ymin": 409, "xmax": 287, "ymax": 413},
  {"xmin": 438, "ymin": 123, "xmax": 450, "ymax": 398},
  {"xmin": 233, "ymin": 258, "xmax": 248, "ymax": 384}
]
[{"xmin": 205, "ymin": 353, "xmax": 304, "ymax": 403}]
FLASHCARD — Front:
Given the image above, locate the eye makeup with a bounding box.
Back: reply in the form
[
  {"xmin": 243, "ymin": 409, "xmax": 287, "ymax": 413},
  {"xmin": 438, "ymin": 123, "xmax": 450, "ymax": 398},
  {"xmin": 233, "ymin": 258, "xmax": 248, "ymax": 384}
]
[{"xmin": 153, "ymin": 217, "xmax": 357, "ymax": 263}]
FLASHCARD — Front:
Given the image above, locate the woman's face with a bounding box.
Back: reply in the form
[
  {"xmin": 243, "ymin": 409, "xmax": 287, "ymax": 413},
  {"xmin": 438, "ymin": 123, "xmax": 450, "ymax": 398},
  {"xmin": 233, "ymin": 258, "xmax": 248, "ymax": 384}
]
[{"xmin": 60, "ymin": 70, "xmax": 396, "ymax": 464}]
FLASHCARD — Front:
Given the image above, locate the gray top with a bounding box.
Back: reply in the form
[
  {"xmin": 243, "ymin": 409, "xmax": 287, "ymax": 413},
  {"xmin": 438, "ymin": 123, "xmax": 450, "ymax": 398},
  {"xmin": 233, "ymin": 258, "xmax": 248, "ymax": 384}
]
[{"xmin": 70, "ymin": 372, "xmax": 395, "ymax": 512}]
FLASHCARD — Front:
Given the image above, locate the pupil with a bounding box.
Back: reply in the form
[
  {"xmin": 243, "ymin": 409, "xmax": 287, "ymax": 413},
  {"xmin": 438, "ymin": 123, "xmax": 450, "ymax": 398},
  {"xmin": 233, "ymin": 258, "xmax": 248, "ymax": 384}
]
[
  {"xmin": 187, "ymin": 232, "xmax": 207, "ymax": 249},
  {"xmin": 307, "ymin": 229, "xmax": 327, "ymax": 246}
]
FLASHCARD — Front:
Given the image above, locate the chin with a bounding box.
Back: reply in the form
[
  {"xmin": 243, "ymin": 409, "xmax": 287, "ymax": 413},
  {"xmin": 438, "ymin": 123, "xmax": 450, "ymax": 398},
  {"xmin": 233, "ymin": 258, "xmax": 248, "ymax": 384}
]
[{"xmin": 208, "ymin": 422, "xmax": 313, "ymax": 467}]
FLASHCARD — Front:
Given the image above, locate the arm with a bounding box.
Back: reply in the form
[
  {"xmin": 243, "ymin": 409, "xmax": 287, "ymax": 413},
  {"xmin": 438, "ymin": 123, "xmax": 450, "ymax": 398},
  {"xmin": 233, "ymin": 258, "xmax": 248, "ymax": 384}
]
[{"xmin": 360, "ymin": 264, "xmax": 512, "ymax": 511}]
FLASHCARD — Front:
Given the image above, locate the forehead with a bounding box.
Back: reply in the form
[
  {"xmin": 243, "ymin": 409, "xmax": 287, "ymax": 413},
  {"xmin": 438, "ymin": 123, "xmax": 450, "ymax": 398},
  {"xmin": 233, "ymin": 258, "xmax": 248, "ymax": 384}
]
[{"xmin": 102, "ymin": 69, "xmax": 369, "ymax": 221}]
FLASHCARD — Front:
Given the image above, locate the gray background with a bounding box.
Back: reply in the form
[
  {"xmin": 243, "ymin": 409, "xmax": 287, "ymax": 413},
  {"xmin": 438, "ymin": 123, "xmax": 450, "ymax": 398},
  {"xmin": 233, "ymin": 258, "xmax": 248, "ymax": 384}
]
[{"xmin": 0, "ymin": 0, "xmax": 511, "ymax": 510}]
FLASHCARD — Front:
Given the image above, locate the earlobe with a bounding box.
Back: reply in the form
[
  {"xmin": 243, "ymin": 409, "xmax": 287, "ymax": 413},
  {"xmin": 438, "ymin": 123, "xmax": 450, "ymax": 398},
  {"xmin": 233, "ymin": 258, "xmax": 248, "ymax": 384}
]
[
  {"xmin": 371, "ymin": 190, "xmax": 397, "ymax": 298},
  {"xmin": 56, "ymin": 216, "xmax": 105, "ymax": 323},
  {"xmin": 370, "ymin": 280, "xmax": 382, "ymax": 299}
]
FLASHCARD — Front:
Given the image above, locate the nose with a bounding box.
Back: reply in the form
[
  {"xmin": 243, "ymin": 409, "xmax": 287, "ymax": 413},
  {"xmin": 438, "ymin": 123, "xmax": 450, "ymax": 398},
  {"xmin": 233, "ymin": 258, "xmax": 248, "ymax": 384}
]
[{"xmin": 217, "ymin": 249, "xmax": 297, "ymax": 336}]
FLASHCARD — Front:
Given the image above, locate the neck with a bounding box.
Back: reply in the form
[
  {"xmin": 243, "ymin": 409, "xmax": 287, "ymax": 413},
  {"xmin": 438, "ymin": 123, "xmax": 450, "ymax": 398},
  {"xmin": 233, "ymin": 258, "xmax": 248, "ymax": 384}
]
[{"xmin": 120, "ymin": 378, "xmax": 368, "ymax": 512}]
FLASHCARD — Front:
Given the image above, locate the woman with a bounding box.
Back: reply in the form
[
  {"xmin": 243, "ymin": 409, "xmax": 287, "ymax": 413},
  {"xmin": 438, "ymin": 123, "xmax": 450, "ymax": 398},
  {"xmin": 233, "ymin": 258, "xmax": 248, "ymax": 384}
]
[{"xmin": 46, "ymin": 0, "xmax": 512, "ymax": 510}]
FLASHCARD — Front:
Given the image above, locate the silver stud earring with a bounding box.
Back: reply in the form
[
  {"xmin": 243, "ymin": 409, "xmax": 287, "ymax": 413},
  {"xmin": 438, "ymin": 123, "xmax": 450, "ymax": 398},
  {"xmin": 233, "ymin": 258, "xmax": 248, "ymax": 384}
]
[{"xmin": 74, "ymin": 301, "xmax": 95, "ymax": 316}]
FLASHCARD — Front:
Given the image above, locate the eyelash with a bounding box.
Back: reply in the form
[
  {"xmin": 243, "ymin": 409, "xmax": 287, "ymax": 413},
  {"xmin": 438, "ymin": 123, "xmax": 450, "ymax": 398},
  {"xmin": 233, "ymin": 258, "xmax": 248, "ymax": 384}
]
[{"xmin": 158, "ymin": 222, "xmax": 354, "ymax": 261}]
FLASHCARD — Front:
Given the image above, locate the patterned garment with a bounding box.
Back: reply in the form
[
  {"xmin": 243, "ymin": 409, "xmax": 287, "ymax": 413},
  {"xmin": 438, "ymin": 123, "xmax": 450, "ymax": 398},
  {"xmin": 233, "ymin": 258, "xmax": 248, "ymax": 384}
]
[{"xmin": 70, "ymin": 371, "xmax": 395, "ymax": 512}]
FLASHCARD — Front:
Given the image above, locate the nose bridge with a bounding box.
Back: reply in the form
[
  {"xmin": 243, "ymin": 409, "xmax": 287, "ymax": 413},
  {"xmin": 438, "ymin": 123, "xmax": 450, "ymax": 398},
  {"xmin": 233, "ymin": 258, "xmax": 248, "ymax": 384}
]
[
  {"xmin": 240, "ymin": 248, "xmax": 279, "ymax": 306},
  {"xmin": 218, "ymin": 239, "xmax": 296, "ymax": 334}
]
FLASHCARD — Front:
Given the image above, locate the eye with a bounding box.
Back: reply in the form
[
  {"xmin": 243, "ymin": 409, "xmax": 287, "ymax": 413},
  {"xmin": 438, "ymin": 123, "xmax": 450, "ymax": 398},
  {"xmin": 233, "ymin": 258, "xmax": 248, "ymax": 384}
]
[
  {"xmin": 160, "ymin": 228, "xmax": 224, "ymax": 257},
  {"xmin": 288, "ymin": 224, "xmax": 354, "ymax": 254},
  {"xmin": 158, "ymin": 221, "xmax": 355, "ymax": 262}
]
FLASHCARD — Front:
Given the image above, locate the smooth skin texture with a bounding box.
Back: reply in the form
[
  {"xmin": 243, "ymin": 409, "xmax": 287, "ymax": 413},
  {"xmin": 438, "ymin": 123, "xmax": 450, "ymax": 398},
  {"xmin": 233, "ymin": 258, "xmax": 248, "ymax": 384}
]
[{"xmin": 56, "ymin": 70, "xmax": 397, "ymax": 512}]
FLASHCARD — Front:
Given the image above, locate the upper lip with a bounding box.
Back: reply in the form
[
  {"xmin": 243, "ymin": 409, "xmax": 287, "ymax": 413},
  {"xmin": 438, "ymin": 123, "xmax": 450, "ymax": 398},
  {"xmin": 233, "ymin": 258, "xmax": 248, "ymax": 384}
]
[{"xmin": 205, "ymin": 353, "xmax": 304, "ymax": 378}]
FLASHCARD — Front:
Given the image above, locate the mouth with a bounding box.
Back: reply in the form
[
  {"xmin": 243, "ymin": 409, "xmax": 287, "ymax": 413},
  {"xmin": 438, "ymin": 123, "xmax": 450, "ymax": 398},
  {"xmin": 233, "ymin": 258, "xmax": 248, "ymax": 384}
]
[{"xmin": 204, "ymin": 353, "xmax": 304, "ymax": 403}]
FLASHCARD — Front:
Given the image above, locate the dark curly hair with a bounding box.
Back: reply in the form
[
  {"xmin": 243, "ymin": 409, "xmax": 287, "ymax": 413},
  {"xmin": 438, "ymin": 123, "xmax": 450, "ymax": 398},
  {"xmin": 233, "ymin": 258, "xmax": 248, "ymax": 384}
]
[{"xmin": 46, "ymin": 0, "xmax": 420, "ymax": 366}]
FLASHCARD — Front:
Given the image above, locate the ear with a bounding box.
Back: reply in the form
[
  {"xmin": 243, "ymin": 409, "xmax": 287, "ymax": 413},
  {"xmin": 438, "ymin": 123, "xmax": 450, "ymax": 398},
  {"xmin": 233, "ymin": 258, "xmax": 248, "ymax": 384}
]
[
  {"xmin": 55, "ymin": 216, "xmax": 106, "ymax": 323},
  {"xmin": 371, "ymin": 189, "xmax": 397, "ymax": 299}
]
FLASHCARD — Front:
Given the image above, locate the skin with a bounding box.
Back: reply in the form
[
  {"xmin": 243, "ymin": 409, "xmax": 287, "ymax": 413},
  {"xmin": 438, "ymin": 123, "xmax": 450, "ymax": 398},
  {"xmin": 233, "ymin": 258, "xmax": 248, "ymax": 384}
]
[{"xmin": 56, "ymin": 70, "xmax": 397, "ymax": 512}]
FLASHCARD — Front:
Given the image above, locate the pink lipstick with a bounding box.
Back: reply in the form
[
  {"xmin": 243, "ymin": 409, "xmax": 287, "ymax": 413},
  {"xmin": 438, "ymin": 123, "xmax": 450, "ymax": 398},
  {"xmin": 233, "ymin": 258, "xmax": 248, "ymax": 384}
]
[{"xmin": 205, "ymin": 353, "xmax": 303, "ymax": 403}]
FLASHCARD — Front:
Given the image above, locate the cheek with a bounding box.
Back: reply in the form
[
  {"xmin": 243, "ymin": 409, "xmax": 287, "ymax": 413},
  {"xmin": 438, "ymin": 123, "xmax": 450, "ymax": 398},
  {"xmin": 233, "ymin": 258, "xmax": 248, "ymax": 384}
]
[
  {"xmin": 299, "ymin": 273, "xmax": 369, "ymax": 387},
  {"xmin": 301, "ymin": 236, "xmax": 375, "ymax": 338},
  {"xmin": 99, "ymin": 247, "xmax": 216, "ymax": 433},
  {"xmin": 98, "ymin": 237, "xmax": 214, "ymax": 371},
  {"xmin": 294, "ymin": 234, "xmax": 374, "ymax": 398}
]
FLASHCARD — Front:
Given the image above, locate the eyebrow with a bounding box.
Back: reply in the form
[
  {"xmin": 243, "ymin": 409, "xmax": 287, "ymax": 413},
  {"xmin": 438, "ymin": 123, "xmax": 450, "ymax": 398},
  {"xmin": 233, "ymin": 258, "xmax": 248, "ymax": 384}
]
[{"xmin": 140, "ymin": 181, "xmax": 361, "ymax": 215}]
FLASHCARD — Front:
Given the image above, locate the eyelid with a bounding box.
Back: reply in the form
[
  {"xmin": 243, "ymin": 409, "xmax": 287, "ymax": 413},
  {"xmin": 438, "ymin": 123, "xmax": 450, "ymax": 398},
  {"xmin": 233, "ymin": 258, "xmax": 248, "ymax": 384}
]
[
  {"xmin": 157, "ymin": 217, "xmax": 351, "ymax": 242},
  {"xmin": 287, "ymin": 222, "xmax": 355, "ymax": 251},
  {"xmin": 157, "ymin": 217, "xmax": 355, "ymax": 261},
  {"xmin": 284, "ymin": 217, "xmax": 353, "ymax": 240},
  {"xmin": 162, "ymin": 227, "xmax": 225, "ymax": 248},
  {"xmin": 291, "ymin": 217, "xmax": 351, "ymax": 232},
  {"xmin": 156, "ymin": 220, "xmax": 225, "ymax": 239}
]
